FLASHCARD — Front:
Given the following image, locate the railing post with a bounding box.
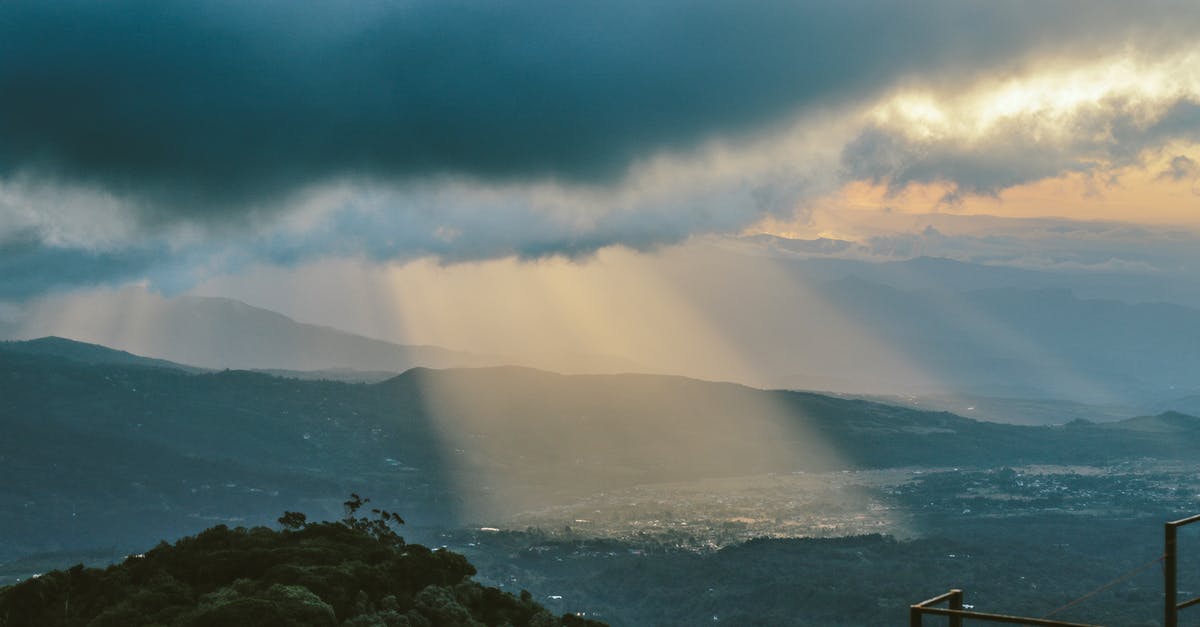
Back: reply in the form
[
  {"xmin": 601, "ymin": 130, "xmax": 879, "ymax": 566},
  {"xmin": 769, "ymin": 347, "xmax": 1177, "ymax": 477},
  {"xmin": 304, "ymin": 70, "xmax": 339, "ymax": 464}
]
[
  {"xmin": 1166, "ymin": 522, "xmax": 1178, "ymax": 627},
  {"xmin": 949, "ymin": 589, "xmax": 963, "ymax": 627},
  {"xmin": 909, "ymin": 605, "xmax": 922, "ymax": 627}
]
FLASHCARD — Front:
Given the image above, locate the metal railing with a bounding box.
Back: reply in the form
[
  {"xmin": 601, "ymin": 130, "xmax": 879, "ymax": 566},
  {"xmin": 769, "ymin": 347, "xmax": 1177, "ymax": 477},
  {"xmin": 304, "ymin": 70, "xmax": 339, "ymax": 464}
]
[
  {"xmin": 1165, "ymin": 513, "xmax": 1200, "ymax": 627},
  {"xmin": 911, "ymin": 512, "xmax": 1200, "ymax": 627},
  {"xmin": 909, "ymin": 589, "xmax": 1100, "ymax": 627}
]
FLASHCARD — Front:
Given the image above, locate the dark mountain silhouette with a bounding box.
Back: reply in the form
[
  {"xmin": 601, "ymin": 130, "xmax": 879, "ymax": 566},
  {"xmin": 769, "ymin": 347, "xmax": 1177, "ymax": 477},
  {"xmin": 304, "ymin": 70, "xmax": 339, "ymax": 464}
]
[{"xmin": 0, "ymin": 336, "xmax": 203, "ymax": 372}]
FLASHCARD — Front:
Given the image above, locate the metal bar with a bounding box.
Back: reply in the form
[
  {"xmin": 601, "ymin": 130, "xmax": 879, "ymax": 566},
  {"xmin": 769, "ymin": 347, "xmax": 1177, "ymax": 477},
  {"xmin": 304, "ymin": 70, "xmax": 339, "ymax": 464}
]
[
  {"xmin": 1167, "ymin": 523, "xmax": 1178, "ymax": 627},
  {"xmin": 914, "ymin": 606, "xmax": 1101, "ymax": 626},
  {"xmin": 1178, "ymin": 596, "xmax": 1200, "ymax": 611},
  {"xmin": 949, "ymin": 589, "xmax": 964, "ymax": 627},
  {"xmin": 915, "ymin": 590, "xmax": 962, "ymax": 607},
  {"xmin": 1168, "ymin": 514, "xmax": 1200, "ymax": 527}
]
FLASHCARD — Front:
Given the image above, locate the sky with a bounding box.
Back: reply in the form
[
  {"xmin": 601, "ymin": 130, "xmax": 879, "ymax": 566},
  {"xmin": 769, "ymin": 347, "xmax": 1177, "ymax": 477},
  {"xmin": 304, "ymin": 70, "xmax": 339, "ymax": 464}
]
[{"xmin": 3, "ymin": 1, "xmax": 1200, "ymax": 370}]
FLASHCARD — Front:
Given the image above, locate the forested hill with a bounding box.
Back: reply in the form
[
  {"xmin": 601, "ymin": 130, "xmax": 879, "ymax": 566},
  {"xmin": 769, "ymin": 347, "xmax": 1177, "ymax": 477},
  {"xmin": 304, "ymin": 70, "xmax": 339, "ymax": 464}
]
[
  {"xmin": 0, "ymin": 499, "xmax": 605, "ymax": 627},
  {"xmin": 2, "ymin": 338, "xmax": 1198, "ymax": 563}
]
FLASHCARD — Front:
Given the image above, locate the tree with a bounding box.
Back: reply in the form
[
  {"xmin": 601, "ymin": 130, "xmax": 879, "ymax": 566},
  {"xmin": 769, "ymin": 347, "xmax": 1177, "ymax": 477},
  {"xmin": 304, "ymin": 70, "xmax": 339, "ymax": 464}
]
[{"xmin": 277, "ymin": 511, "xmax": 307, "ymax": 530}]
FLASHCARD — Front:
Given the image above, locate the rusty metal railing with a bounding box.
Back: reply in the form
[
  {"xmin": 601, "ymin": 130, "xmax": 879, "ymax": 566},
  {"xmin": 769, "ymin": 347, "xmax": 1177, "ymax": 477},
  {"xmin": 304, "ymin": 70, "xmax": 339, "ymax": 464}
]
[
  {"xmin": 1165, "ymin": 513, "xmax": 1200, "ymax": 627},
  {"xmin": 909, "ymin": 589, "xmax": 1101, "ymax": 627},
  {"xmin": 912, "ymin": 512, "xmax": 1200, "ymax": 626}
]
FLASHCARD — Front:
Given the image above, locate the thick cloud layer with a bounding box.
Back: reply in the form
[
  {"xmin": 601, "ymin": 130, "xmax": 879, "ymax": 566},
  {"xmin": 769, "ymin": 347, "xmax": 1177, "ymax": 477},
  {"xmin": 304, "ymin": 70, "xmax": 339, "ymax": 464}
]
[
  {"xmin": 2, "ymin": 0, "xmax": 1195, "ymax": 218},
  {"xmin": 4, "ymin": 1, "xmax": 1200, "ymax": 298},
  {"xmin": 0, "ymin": 233, "xmax": 169, "ymax": 298},
  {"xmin": 843, "ymin": 97, "xmax": 1200, "ymax": 201}
]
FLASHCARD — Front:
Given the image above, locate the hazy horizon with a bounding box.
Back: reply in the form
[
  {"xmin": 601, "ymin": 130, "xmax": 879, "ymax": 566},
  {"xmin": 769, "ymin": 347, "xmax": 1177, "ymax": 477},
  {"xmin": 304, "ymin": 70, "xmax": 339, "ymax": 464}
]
[{"xmin": 5, "ymin": 2, "xmax": 1200, "ymax": 406}]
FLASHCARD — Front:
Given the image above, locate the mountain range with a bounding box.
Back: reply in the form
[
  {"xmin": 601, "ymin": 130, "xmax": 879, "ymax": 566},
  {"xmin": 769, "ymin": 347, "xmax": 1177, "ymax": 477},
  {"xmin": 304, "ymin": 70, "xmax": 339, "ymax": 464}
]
[
  {"xmin": 797, "ymin": 277, "xmax": 1200, "ymax": 404},
  {"xmin": 744, "ymin": 238, "xmax": 1200, "ymax": 309},
  {"xmin": 2, "ymin": 291, "xmax": 642, "ymax": 378},
  {"xmin": 3, "ymin": 337, "xmax": 1199, "ymax": 565},
  {"xmin": 9, "ymin": 252, "xmax": 1200, "ymax": 412}
]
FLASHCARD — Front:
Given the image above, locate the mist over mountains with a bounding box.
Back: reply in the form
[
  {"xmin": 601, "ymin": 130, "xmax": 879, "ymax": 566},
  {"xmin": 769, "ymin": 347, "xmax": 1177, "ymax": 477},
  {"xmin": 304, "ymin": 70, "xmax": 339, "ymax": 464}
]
[
  {"xmin": 676, "ymin": 251, "xmax": 1200, "ymax": 406},
  {"xmin": 7, "ymin": 252, "xmax": 1200, "ymax": 413},
  {"xmin": 745, "ymin": 238, "xmax": 1200, "ymax": 307},
  {"xmin": 803, "ymin": 277, "xmax": 1200, "ymax": 403},
  {"xmin": 735, "ymin": 233, "xmax": 1200, "ymax": 304},
  {"xmin": 0, "ymin": 291, "xmax": 640, "ymax": 378}
]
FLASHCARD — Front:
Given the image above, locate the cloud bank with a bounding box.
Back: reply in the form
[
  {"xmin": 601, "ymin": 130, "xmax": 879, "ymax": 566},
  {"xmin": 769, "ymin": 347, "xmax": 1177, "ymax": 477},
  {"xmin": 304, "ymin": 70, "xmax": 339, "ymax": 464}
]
[{"xmin": 4, "ymin": 1, "xmax": 1200, "ymax": 296}]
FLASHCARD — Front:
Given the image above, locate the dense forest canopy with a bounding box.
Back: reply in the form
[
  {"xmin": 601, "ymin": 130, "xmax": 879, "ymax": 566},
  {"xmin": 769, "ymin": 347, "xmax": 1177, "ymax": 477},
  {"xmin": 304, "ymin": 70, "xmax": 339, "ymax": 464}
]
[{"xmin": 0, "ymin": 496, "xmax": 604, "ymax": 627}]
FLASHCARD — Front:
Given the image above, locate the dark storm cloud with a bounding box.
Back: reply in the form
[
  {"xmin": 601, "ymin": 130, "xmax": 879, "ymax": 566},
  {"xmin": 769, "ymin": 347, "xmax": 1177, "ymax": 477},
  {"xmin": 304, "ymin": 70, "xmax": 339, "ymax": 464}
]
[
  {"xmin": 2, "ymin": 0, "xmax": 1193, "ymax": 220},
  {"xmin": 0, "ymin": 233, "xmax": 169, "ymax": 299}
]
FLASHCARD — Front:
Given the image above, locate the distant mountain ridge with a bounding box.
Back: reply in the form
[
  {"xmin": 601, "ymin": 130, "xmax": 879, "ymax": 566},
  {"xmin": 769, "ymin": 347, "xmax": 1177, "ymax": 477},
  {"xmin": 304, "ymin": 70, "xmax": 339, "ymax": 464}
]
[
  {"xmin": 794, "ymin": 255, "xmax": 1056, "ymax": 292},
  {"xmin": 5, "ymin": 292, "xmax": 645, "ymax": 376},
  {"xmin": 782, "ymin": 276, "xmax": 1200, "ymax": 404},
  {"xmin": 0, "ymin": 336, "xmax": 203, "ymax": 372},
  {"xmin": 784, "ymin": 253, "xmax": 1200, "ymax": 314},
  {"xmin": 4, "ymin": 339, "xmax": 1200, "ymax": 564},
  {"xmin": 5, "ymin": 292, "xmax": 505, "ymax": 373},
  {"xmin": 132, "ymin": 294, "xmax": 504, "ymax": 372}
]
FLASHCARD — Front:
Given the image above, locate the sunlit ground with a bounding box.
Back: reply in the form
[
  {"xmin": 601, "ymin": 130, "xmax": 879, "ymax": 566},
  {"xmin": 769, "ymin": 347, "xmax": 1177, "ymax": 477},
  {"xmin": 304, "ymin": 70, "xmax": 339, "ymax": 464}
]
[{"xmin": 502, "ymin": 470, "xmax": 923, "ymax": 545}]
